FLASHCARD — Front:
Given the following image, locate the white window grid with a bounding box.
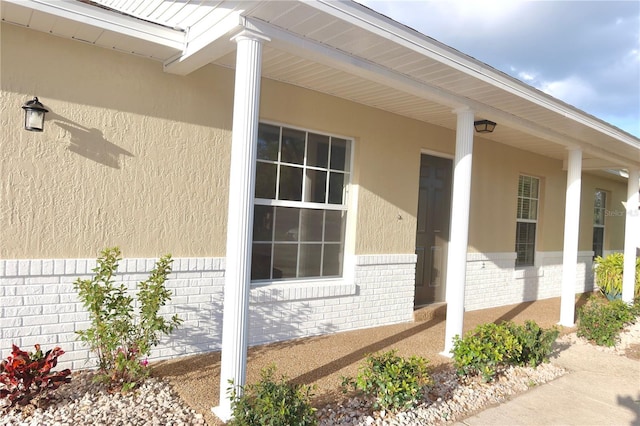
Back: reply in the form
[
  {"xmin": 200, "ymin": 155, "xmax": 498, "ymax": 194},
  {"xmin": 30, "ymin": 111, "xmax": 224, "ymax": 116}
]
[{"xmin": 253, "ymin": 122, "xmax": 352, "ymax": 281}]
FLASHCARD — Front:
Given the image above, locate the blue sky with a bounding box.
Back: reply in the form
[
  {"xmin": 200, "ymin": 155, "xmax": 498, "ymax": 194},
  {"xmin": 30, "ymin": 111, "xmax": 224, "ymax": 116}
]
[{"xmin": 356, "ymin": 0, "xmax": 640, "ymax": 138}]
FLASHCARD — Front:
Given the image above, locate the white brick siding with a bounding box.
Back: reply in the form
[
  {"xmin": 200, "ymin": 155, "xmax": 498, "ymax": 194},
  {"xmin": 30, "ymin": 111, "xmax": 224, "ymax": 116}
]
[
  {"xmin": 0, "ymin": 251, "xmax": 595, "ymax": 370},
  {"xmin": 0, "ymin": 254, "xmax": 416, "ymax": 370},
  {"xmin": 464, "ymin": 251, "xmax": 595, "ymax": 311}
]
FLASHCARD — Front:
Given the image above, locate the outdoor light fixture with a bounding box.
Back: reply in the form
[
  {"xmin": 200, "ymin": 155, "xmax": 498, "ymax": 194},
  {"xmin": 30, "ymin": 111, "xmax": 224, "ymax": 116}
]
[
  {"xmin": 474, "ymin": 119, "xmax": 496, "ymax": 133},
  {"xmin": 22, "ymin": 97, "xmax": 49, "ymax": 132}
]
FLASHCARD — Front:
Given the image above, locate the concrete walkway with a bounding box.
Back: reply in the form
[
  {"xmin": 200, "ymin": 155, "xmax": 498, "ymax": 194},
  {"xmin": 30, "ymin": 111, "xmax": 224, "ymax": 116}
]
[{"xmin": 455, "ymin": 343, "xmax": 640, "ymax": 426}]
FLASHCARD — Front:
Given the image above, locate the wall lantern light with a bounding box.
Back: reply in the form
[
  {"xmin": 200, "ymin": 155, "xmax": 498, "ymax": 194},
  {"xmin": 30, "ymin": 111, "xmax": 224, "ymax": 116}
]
[
  {"xmin": 22, "ymin": 97, "xmax": 49, "ymax": 132},
  {"xmin": 474, "ymin": 119, "xmax": 496, "ymax": 133}
]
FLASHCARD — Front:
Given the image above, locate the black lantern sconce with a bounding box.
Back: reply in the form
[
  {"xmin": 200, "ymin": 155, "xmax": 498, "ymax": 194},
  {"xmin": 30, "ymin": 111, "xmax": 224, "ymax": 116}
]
[
  {"xmin": 474, "ymin": 119, "xmax": 496, "ymax": 133},
  {"xmin": 22, "ymin": 97, "xmax": 49, "ymax": 132}
]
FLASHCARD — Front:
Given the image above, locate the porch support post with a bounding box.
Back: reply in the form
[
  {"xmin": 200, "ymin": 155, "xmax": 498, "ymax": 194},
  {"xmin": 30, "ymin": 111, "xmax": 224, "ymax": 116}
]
[
  {"xmin": 622, "ymin": 169, "xmax": 640, "ymax": 304},
  {"xmin": 213, "ymin": 29, "xmax": 269, "ymax": 422},
  {"xmin": 442, "ymin": 107, "xmax": 474, "ymax": 355},
  {"xmin": 559, "ymin": 148, "xmax": 582, "ymax": 326}
]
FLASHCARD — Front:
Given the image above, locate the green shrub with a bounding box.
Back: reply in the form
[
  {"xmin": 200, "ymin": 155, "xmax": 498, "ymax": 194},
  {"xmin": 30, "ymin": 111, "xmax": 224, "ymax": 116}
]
[
  {"xmin": 451, "ymin": 322, "xmax": 521, "ymax": 382},
  {"xmin": 74, "ymin": 247, "xmax": 182, "ymax": 391},
  {"xmin": 228, "ymin": 365, "xmax": 317, "ymax": 426},
  {"xmin": 502, "ymin": 321, "xmax": 559, "ymax": 367},
  {"xmin": 594, "ymin": 253, "xmax": 640, "ymax": 300},
  {"xmin": 341, "ymin": 349, "xmax": 431, "ymax": 412},
  {"xmin": 577, "ymin": 296, "xmax": 638, "ymax": 347}
]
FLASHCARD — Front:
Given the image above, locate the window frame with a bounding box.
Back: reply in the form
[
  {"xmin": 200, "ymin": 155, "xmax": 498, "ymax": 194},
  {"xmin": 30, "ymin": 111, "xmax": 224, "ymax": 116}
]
[
  {"xmin": 252, "ymin": 121, "xmax": 353, "ymax": 283},
  {"xmin": 515, "ymin": 174, "xmax": 540, "ymax": 267}
]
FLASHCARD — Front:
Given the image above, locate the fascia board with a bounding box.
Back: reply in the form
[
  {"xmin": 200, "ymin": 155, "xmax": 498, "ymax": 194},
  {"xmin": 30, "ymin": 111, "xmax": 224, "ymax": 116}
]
[
  {"xmin": 306, "ymin": 0, "xmax": 640, "ymax": 148},
  {"xmin": 163, "ymin": 10, "xmax": 243, "ymax": 75},
  {"xmin": 7, "ymin": 0, "xmax": 185, "ymax": 49}
]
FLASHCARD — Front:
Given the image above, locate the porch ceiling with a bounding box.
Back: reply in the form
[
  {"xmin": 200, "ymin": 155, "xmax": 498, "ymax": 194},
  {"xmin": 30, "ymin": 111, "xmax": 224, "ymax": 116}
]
[{"xmin": 2, "ymin": 0, "xmax": 639, "ymax": 170}]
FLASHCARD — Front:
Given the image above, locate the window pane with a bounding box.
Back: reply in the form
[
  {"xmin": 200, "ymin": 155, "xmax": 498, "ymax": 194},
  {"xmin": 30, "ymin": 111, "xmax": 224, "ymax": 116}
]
[
  {"xmin": 281, "ymin": 128, "xmax": 306, "ymax": 165},
  {"xmin": 594, "ymin": 208, "xmax": 604, "ymax": 226},
  {"xmin": 530, "ymin": 177, "xmax": 539, "ymax": 198},
  {"xmin": 330, "ymin": 138, "xmax": 349, "ymax": 171},
  {"xmin": 307, "ymin": 133, "xmax": 329, "ymax": 168},
  {"xmin": 275, "ymin": 207, "xmax": 299, "ymax": 241},
  {"xmin": 304, "ymin": 169, "xmax": 327, "ymax": 203},
  {"xmin": 253, "ymin": 205, "xmax": 274, "ymax": 242},
  {"xmin": 515, "ymin": 222, "xmax": 536, "ymax": 266},
  {"xmin": 325, "ymin": 210, "xmax": 344, "ymax": 242},
  {"xmin": 328, "ymin": 172, "xmax": 345, "ymax": 204},
  {"xmin": 279, "ymin": 165, "xmax": 303, "ymax": 201},
  {"xmin": 518, "ymin": 176, "xmax": 529, "ymax": 198},
  {"xmin": 520, "ymin": 198, "xmax": 530, "ymax": 220},
  {"xmin": 516, "ymin": 197, "xmax": 523, "ymax": 219},
  {"xmin": 300, "ymin": 209, "xmax": 323, "ymax": 242},
  {"xmin": 255, "ymin": 162, "xmax": 277, "ymax": 199},
  {"xmin": 257, "ymin": 124, "xmax": 280, "ymax": 161},
  {"xmin": 251, "ymin": 243, "xmax": 272, "ymax": 280},
  {"xmin": 299, "ymin": 244, "xmax": 322, "ymax": 277},
  {"xmin": 273, "ymin": 244, "xmax": 298, "ymax": 278},
  {"xmin": 323, "ymin": 244, "xmax": 342, "ymax": 276},
  {"xmin": 592, "ymin": 227, "xmax": 604, "ymax": 258},
  {"xmin": 528, "ymin": 200, "xmax": 538, "ymax": 220}
]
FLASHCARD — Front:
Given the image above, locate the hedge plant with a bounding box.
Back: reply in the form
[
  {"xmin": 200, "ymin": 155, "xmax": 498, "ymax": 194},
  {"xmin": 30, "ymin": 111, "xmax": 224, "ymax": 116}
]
[
  {"xmin": 451, "ymin": 320, "xmax": 559, "ymax": 382},
  {"xmin": 228, "ymin": 365, "xmax": 317, "ymax": 426},
  {"xmin": 577, "ymin": 296, "xmax": 640, "ymax": 347},
  {"xmin": 341, "ymin": 349, "xmax": 431, "ymax": 412}
]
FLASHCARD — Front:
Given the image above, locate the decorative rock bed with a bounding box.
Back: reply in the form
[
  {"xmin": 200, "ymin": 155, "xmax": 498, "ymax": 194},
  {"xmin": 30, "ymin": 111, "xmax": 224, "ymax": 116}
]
[{"xmin": 2, "ymin": 320, "xmax": 638, "ymax": 426}]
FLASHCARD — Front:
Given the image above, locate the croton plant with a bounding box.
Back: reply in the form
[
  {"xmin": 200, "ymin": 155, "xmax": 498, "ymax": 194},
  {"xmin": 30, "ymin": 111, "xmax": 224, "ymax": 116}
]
[{"xmin": 0, "ymin": 344, "xmax": 72, "ymax": 408}]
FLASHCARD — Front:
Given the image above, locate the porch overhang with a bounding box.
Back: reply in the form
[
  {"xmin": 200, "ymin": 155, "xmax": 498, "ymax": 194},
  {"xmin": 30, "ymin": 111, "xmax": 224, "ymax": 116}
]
[{"xmin": 3, "ymin": 0, "xmax": 638, "ymax": 171}]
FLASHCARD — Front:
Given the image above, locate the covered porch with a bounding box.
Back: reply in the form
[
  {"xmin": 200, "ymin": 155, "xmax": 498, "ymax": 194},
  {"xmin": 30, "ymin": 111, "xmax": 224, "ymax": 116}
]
[{"xmin": 2, "ymin": 0, "xmax": 639, "ymax": 421}]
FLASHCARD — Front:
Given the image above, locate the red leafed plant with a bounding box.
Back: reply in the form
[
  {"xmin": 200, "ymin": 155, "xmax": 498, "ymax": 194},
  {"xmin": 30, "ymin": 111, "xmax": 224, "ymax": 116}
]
[{"xmin": 0, "ymin": 344, "xmax": 72, "ymax": 409}]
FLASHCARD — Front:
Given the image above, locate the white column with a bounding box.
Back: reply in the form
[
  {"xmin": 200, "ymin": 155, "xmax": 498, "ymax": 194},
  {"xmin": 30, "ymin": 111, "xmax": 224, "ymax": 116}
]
[
  {"xmin": 213, "ymin": 29, "xmax": 269, "ymax": 422},
  {"xmin": 442, "ymin": 108, "xmax": 474, "ymax": 355},
  {"xmin": 622, "ymin": 169, "xmax": 640, "ymax": 304},
  {"xmin": 559, "ymin": 148, "xmax": 582, "ymax": 326}
]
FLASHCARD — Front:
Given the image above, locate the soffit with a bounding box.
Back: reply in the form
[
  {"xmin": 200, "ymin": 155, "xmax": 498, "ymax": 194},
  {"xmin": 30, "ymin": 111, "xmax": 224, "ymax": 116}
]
[{"xmin": 2, "ymin": 0, "xmax": 639, "ymax": 169}]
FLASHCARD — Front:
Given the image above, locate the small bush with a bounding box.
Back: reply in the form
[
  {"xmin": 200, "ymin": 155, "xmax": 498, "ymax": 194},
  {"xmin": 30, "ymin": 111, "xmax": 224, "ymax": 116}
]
[
  {"xmin": 228, "ymin": 365, "xmax": 317, "ymax": 426},
  {"xmin": 74, "ymin": 247, "xmax": 182, "ymax": 391},
  {"xmin": 451, "ymin": 322, "xmax": 521, "ymax": 382},
  {"xmin": 577, "ymin": 296, "xmax": 638, "ymax": 347},
  {"xmin": 0, "ymin": 344, "xmax": 71, "ymax": 410},
  {"xmin": 503, "ymin": 321, "xmax": 559, "ymax": 367},
  {"xmin": 594, "ymin": 253, "xmax": 640, "ymax": 300},
  {"xmin": 342, "ymin": 349, "xmax": 431, "ymax": 412}
]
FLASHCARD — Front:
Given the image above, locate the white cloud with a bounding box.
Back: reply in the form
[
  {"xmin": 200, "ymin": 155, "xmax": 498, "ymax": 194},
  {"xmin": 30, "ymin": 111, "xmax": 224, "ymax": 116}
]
[
  {"xmin": 517, "ymin": 71, "xmax": 537, "ymax": 82},
  {"xmin": 538, "ymin": 76, "xmax": 597, "ymax": 108}
]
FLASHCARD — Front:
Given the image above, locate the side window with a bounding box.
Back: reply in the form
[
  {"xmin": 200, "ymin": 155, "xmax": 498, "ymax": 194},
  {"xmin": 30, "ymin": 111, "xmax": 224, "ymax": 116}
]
[
  {"xmin": 252, "ymin": 123, "xmax": 351, "ymax": 281},
  {"xmin": 515, "ymin": 175, "xmax": 539, "ymax": 267},
  {"xmin": 592, "ymin": 190, "xmax": 606, "ymax": 259}
]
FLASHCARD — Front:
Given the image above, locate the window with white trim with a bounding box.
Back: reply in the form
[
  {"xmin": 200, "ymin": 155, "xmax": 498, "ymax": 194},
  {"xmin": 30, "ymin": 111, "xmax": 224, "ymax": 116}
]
[
  {"xmin": 251, "ymin": 123, "xmax": 351, "ymax": 281},
  {"xmin": 515, "ymin": 175, "xmax": 539, "ymax": 267},
  {"xmin": 592, "ymin": 190, "xmax": 606, "ymax": 258}
]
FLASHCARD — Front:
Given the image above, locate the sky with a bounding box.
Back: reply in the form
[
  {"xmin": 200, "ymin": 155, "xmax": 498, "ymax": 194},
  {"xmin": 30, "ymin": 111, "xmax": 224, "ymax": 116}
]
[{"xmin": 355, "ymin": 0, "xmax": 640, "ymax": 138}]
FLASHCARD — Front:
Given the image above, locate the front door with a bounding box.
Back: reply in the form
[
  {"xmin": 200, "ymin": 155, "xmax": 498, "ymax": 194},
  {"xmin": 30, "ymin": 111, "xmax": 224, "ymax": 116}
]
[{"xmin": 414, "ymin": 154, "xmax": 452, "ymax": 306}]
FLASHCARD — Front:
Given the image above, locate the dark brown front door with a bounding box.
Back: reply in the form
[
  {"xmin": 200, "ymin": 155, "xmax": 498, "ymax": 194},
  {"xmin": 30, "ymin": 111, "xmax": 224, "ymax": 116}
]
[{"xmin": 415, "ymin": 154, "xmax": 452, "ymax": 306}]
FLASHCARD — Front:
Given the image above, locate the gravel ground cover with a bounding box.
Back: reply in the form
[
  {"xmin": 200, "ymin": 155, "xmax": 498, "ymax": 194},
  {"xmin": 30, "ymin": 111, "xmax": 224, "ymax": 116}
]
[{"xmin": 2, "ymin": 298, "xmax": 638, "ymax": 426}]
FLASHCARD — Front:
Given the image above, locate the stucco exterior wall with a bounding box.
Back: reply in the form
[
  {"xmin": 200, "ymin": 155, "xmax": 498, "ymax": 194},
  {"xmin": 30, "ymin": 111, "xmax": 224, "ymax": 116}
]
[
  {"xmin": 1, "ymin": 23, "xmax": 629, "ymax": 262},
  {"xmin": 1, "ymin": 24, "xmax": 233, "ymax": 259}
]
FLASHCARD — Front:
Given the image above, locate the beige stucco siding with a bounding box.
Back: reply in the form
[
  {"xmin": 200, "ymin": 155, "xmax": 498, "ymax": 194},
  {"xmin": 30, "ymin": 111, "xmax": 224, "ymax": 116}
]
[
  {"xmin": 260, "ymin": 78, "xmax": 455, "ymax": 255},
  {"xmin": 1, "ymin": 23, "xmax": 629, "ymax": 260},
  {"xmin": 1, "ymin": 24, "xmax": 233, "ymax": 258}
]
